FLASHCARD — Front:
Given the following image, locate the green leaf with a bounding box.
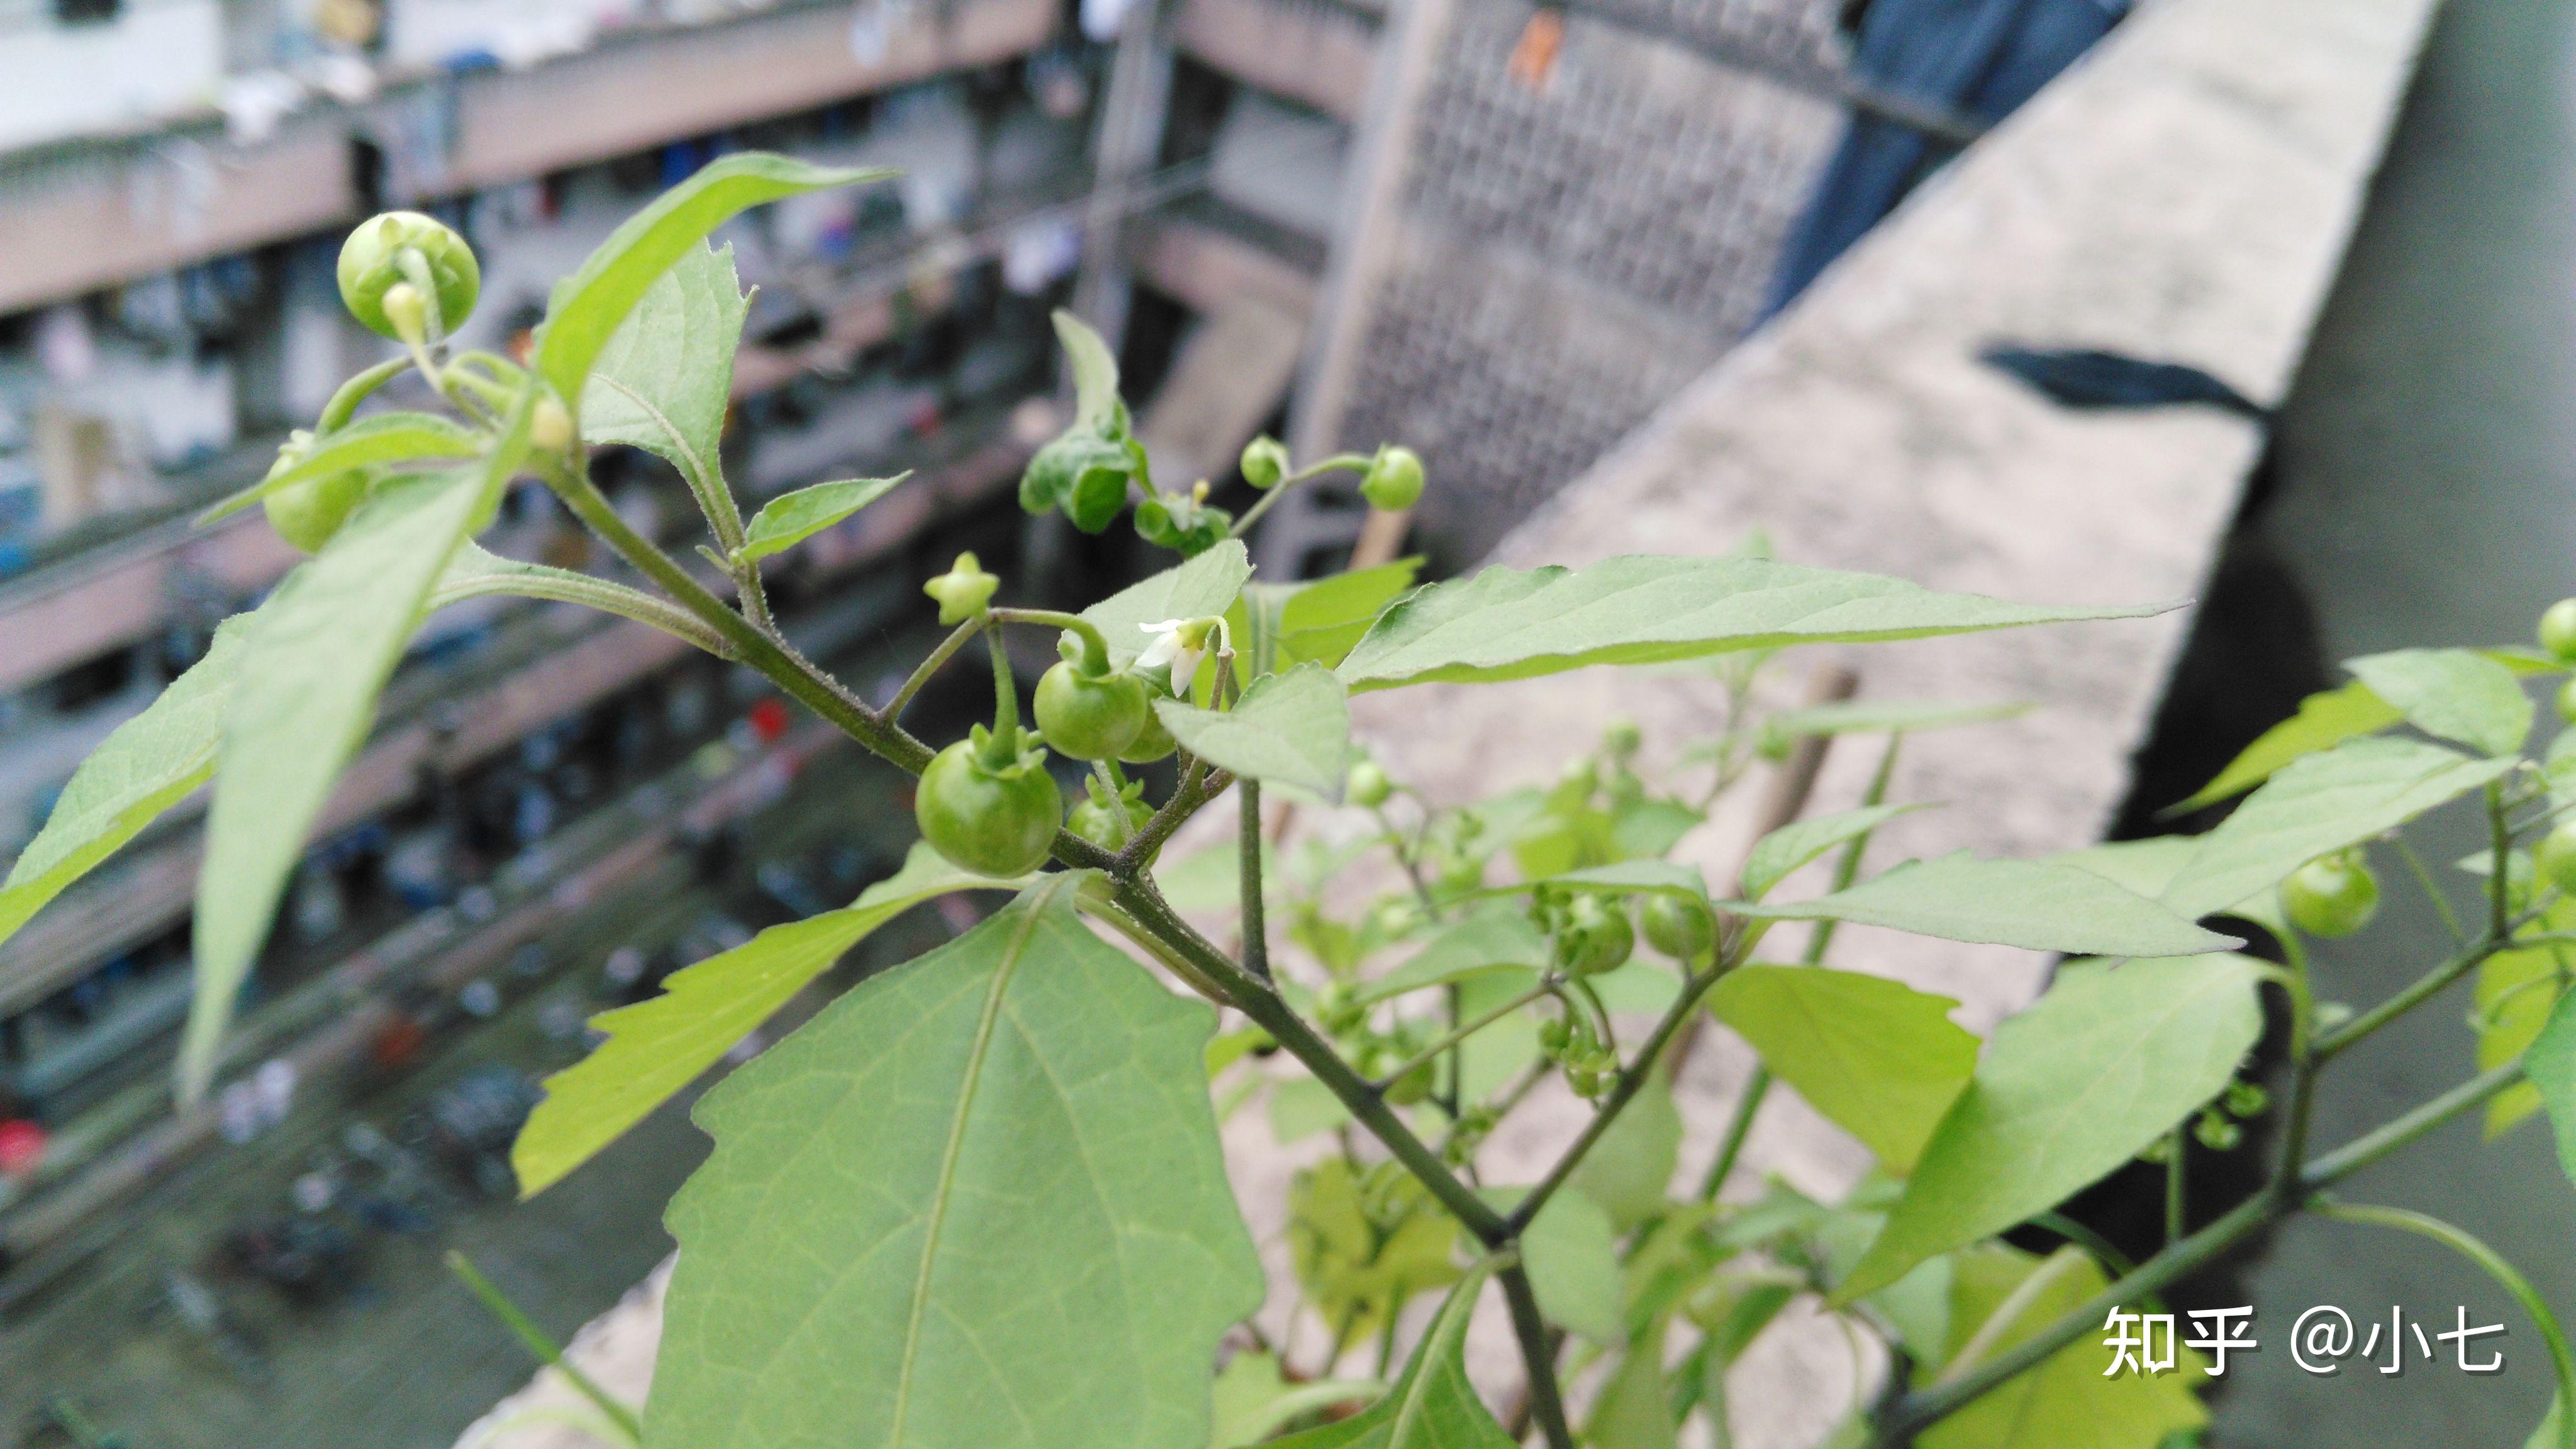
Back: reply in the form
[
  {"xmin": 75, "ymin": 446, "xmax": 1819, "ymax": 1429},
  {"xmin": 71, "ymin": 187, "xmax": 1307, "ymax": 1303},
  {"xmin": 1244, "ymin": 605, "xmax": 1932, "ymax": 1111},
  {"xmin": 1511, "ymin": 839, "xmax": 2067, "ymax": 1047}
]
[
  {"xmin": 1454, "ymin": 967, "xmax": 1544, "ymax": 1102},
  {"xmin": 651, "ymin": 877, "xmax": 1263, "ymax": 1449},
  {"xmin": 538, "ymin": 154, "xmax": 889, "ymax": 402},
  {"xmin": 2526, "ymin": 986, "xmax": 2576, "ymax": 1185},
  {"xmin": 581, "ymin": 241, "xmax": 751, "ymax": 502},
  {"xmin": 1709, "ymin": 965, "xmax": 1978, "ymax": 1174},
  {"xmin": 0, "ymin": 617, "xmax": 248, "ymax": 945},
  {"xmin": 1918, "ymin": 1245, "xmax": 2207, "ymax": 1449},
  {"xmin": 512, "ymin": 843, "xmax": 1032, "ymax": 1196},
  {"xmin": 1335, "ymin": 556, "xmax": 2173, "ymax": 692},
  {"xmin": 196, "ymin": 412, "xmax": 483, "ymax": 524},
  {"xmin": 183, "ymin": 464, "xmax": 503, "ymax": 1104},
  {"xmin": 1552, "ymin": 860, "xmax": 1712, "ymax": 903},
  {"xmin": 1235, "ymin": 560, "xmax": 1425, "ymax": 678},
  {"xmin": 734, "ymin": 475, "xmax": 908, "ymax": 563},
  {"xmin": 2173, "ymin": 680, "xmax": 2400, "ymax": 811},
  {"xmin": 2489, "ymin": 906, "xmax": 2576, "ymax": 1136},
  {"xmin": 1268, "ymin": 1263, "xmax": 1514, "ymax": 1449},
  {"xmin": 1360, "ymin": 904, "xmax": 1546, "ymax": 1004},
  {"xmin": 1208, "ymin": 1354, "xmax": 1380, "ymax": 1449},
  {"xmin": 2158, "ymin": 736, "xmax": 2515, "ymax": 922},
  {"xmin": 1055, "ymin": 309, "xmax": 1123, "ymax": 432},
  {"xmin": 1287, "ymin": 1158, "xmax": 1461, "ymax": 1348},
  {"xmin": 2346, "ymin": 648, "xmax": 2533, "ymax": 758},
  {"xmin": 1583, "ymin": 1312, "xmax": 1678, "ymax": 1449},
  {"xmin": 1735, "ymin": 853, "xmax": 2239, "ymax": 958},
  {"xmin": 1083, "ymin": 540, "xmax": 1254, "ymax": 669},
  {"xmin": 1481, "ymin": 1185, "xmax": 1622, "ymax": 1343},
  {"xmin": 1269, "ymin": 1074, "xmax": 1353, "ymax": 1142},
  {"xmin": 1569, "ymin": 1069, "xmax": 1682, "ymax": 1231},
  {"xmin": 1765, "ymin": 699, "xmax": 2031, "ymax": 739},
  {"xmin": 1157, "ymin": 663, "xmax": 1352, "ymax": 799},
  {"xmin": 1739, "ymin": 804, "xmax": 1925, "ymax": 901},
  {"xmin": 1839, "ymin": 954, "xmax": 2264, "ymax": 1300}
]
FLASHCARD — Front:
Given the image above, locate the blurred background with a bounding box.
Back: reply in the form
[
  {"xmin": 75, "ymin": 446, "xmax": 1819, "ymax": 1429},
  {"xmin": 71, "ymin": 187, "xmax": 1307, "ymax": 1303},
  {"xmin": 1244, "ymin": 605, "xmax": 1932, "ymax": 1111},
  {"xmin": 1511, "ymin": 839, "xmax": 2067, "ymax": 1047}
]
[{"xmin": 0, "ymin": 0, "xmax": 2563, "ymax": 1444}]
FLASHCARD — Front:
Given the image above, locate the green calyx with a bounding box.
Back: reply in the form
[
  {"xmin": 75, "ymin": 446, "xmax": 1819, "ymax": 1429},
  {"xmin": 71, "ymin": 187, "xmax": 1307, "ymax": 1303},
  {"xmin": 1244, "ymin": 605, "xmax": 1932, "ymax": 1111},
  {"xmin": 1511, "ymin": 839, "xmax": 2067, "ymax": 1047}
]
[
  {"xmin": 1020, "ymin": 419, "xmax": 1147, "ymax": 533},
  {"xmin": 1360, "ymin": 444, "xmax": 1425, "ymax": 511},
  {"xmin": 338, "ymin": 211, "xmax": 480, "ymax": 341},
  {"xmin": 915, "ymin": 726, "xmax": 1063, "ymax": 877},
  {"xmin": 1134, "ymin": 482, "xmax": 1233, "ymax": 557},
  {"xmin": 925, "ymin": 552, "xmax": 1001, "ymax": 625}
]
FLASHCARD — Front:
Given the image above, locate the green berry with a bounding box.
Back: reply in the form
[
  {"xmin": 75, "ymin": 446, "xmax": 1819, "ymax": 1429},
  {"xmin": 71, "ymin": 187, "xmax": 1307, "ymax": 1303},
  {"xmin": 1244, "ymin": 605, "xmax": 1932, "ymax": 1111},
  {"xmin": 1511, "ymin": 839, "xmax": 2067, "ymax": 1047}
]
[
  {"xmin": 1640, "ymin": 895, "xmax": 1714, "ymax": 963},
  {"xmin": 2556, "ymin": 676, "xmax": 2576, "ymax": 726},
  {"xmin": 2281, "ymin": 854, "xmax": 2379, "ymax": 938},
  {"xmin": 1118, "ymin": 686, "xmax": 1179, "ymax": 763},
  {"xmin": 1240, "ymin": 435, "xmax": 1289, "ymax": 489},
  {"xmin": 1346, "ymin": 758, "xmax": 1393, "ymax": 809},
  {"xmin": 264, "ymin": 470, "xmax": 367, "ymax": 554},
  {"xmin": 1034, "ymin": 660, "xmax": 1149, "ymax": 760},
  {"xmin": 1359, "ymin": 445, "xmax": 1425, "ymax": 511},
  {"xmin": 1068, "ymin": 779, "xmax": 1153, "ymax": 853},
  {"xmin": 338, "ymin": 211, "xmax": 479, "ymax": 340},
  {"xmin": 2544, "ymin": 599, "xmax": 2576, "ymax": 664},
  {"xmin": 2538, "ymin": 822, "xmax": 2576, "ymax": 896},
  {"xmin": 1552, "ymin": 894, "xmax": 1634, "ymax": 977},
  {"xmin": 914, "ymin": 728, "xmax": 1062, "ymax": 877},
  {"xmin": 530, "ymin": 396, "xmax": 576, "ymax": 454}
]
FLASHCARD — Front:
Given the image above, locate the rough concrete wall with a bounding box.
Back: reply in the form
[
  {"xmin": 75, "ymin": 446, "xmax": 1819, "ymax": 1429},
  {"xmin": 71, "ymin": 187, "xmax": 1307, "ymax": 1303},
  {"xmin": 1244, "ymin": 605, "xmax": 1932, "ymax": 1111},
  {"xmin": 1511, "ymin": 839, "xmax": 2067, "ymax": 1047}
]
[
  {"xmin": 457, "ymin": 0, "xmax": 2439, "ymax": 1443},
  {"xmin": 1335, "ymin": 0, "xmax": 1844, "ymax": 564}
]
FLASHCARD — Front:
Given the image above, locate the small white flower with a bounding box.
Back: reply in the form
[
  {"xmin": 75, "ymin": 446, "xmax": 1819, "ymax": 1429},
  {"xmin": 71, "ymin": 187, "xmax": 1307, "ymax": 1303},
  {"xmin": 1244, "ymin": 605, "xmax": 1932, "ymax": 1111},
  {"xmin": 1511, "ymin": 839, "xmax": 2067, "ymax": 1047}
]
[{"xmin": 1138, "ymin": 618, "xmax": 1213, "ymax": 686}]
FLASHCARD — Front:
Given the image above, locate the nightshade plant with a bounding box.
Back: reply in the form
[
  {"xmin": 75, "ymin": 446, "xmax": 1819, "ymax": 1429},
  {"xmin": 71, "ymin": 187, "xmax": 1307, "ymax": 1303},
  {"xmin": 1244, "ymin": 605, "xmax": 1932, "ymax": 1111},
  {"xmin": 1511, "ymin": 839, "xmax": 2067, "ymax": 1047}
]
[{"xmin": 11, "ymin": 157, "xmax": 2576, "ymax": 1448}]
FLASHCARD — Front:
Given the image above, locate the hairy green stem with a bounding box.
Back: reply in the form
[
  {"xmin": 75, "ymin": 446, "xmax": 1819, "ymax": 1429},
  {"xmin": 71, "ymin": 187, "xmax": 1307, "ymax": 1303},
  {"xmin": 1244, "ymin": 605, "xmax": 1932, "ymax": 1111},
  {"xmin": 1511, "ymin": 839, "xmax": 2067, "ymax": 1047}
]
[
  {"xmin": 316, "ymin": 356, "xmax": 414, "ymax": 434},
  {"xmin": 2312, "ymin": 919, "xmax": 2526, "ymax": 1063},
  {"xmin": 2312, "ymin": 1199, "xmax": 2576, "ymax": 1449},
  {"xmin": 886, "ymin": 618, "xmax": 984, "ymax": 722},
  {"xmin": 1700, "ymin": 732, "xmax": 1899, "ymax": 1201},
  {"xmin": 1227, "ymin": 452, "xmax": 1374, "ymax": 540},
  {"xmin": 1239, "ymin": 780, "xmax": 1272, "ymax": 981},
  {"xmin": 448, "ymin": 1251, "xmax": 643, "ymax": 1445},
  {"xmin": 1108, "ymin": 877, "xmax": 1512, "ymax": 1245},
  {"xmin": 1880, "ymin": 1057, "xmax": 2526, "ymax": 1440},
  {"xmin": 1376, "ymin": 979, "xmax": 1558, "ymax": 1091},
  {"xmin": 984, "ymin": 623, "xmax": 1020, "ymax": 742},
  {"xmin": 425, "ymin": 562, "xmax": 733, "ymax": 658},
  {"xmin": 2392, "ymin": 834, "xmax": 2469, "ymax": 945},
  {"xmin": 1497, "ymin": 1262, "xmax": 1578, "ymax": 1449},
  {"xmin": 991, "ymin": 606, "xmax": 1115, "ymax": 671}
]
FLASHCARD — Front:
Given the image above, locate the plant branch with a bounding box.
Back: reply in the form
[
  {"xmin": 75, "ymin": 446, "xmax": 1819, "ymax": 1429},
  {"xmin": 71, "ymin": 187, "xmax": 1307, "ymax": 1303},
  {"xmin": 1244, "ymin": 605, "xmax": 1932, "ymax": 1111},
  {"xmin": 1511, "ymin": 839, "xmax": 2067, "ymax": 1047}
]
[
  {"xmin": 1227, "ymin": 453, "xmax": 1374, "ymax": 540},
  {"xmin": 1934, "ymin": 1245, "xmax": 2087, "ymax": 1387},
  {"xmin": 425, "ymin": 558, "xmax": 733, "ymax": 658},
  {"xmin": 1108, "ymin": 876, "xmax": 1512, "ymax": 1245},
  {"xmin": 1117, "ymin": 757, "xmax": 1225, "ymax": 876},
  {"xmin": 2312, "ymin": 916, "xmax": 2531, "ymax": 1063},
  {"xmin": 2312, "ymin": 1199, "xmax": 2576, "ymax": 1449},
  {"xmin": 1240, "ymin": 780, "xmax": 1273, "ymax": 981},
  {"xmin": 990, "ymin": 606, "xmax": 1115, "ymax": 669},
  {"xmin": 2300, "ymin": 1058, "xmax": 2526, "ymax": 1189},
  {"xmin": 1497, "ymin": 1262, "xmax": 1577, "ymax": 1449},
  {"xmin": 1375, "ymin": 979, "xmax": 1558, "ymax": 1091},
  {"xmin": 886, "ymin": 618, "xmax": 983, "ymax": 722},
  {"xmin": 316, "ymin": 355, "xmax": 414, "ymax": 434}
]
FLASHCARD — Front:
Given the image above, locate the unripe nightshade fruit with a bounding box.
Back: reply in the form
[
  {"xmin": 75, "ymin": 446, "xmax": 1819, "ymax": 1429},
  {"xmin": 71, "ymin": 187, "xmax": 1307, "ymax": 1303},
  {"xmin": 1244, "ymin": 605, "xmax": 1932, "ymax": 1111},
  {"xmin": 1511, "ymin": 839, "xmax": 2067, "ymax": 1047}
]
[
  {"xmin": 1118, "ymin": 694, "xmax": 1179, "ymax": 763},
  {"xmin": 2281, "ymin": 855, "xmax": 2379, "ymax": 939},
  {"xmin": 2543, "ymin": 598, "xmax": 2576, "ymax": 664},
  {"xmin": 1553, "ymin": 894, "xmax": 1634, "ymax": 977},
  {"xmin": 1241, "ymin": 435, "xmax": 1289, "ymax": 489},
  {"xmin": 2557, "ymin": 677, "xmax": 2576, "ymax": 727},
  {"xmin": 1347, "ymin": 759, "xmax": 1392, "ymax": 809},
  {"xmin": 2538, "ymin": 822, "xmax": 2576, "ymax": 896},
  {"xmin": 914, "ymin": 736, "xmax": 1062, "ymax": 877},
  {"xmin": 264, "ymin": 471, "xmax": 367, "ymax": 554},
  {"xmin": 1034, "ymin": 662, "xmax": 1148, "ymax": 760},
  {"xmin": 1640, "ymin": 894, "xmax": 1714, "ymax": 963},
  {"xmin": 1360, "ymin": 446, "xmax": 1425, "ymax": 511},
  {"xmin": 338, "ymin": 211, "xmax": 479, "ymax": 340},
  {"xmin": 530, "ymin": 397, "xmax": 576, "ymax": 453}
]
